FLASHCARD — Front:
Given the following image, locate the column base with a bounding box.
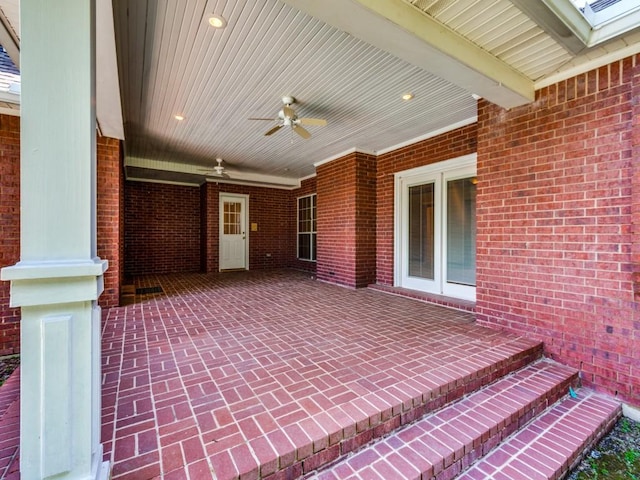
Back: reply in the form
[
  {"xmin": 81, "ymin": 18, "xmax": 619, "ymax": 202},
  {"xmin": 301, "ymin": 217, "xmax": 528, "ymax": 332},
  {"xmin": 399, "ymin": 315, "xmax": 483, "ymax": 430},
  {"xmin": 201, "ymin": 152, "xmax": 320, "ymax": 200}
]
[{"xmin": 97, "ymin": 461, "xmax": 110, "ymax": 480}]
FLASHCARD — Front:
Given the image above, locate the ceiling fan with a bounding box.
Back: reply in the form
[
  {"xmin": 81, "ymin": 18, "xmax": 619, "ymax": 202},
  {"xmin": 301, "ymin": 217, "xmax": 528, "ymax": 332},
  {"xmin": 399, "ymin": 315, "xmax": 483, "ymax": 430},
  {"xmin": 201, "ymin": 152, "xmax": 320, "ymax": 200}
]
[
  {"xmin": 249, "ymin": 96, "xmax": 327, "ymax": 139},
  {"xmin": 199, "ymin": 158, "xmax": 230, "ymax": 178}
]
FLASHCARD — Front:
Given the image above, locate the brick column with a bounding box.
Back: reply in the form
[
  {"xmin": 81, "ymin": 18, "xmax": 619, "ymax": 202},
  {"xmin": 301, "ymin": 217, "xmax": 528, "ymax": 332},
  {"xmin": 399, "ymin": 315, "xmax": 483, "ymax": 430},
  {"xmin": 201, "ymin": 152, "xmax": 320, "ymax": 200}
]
[
  {"xmin": 97, "ymin": 136, "xmax": 122, "ymax": 308},
  {"xmin": 316, "ymin": 152, "xmax": 376, "ymax": 288},
  {"xmin": 201, "ymin": 181, "xmax": 220, "ymax": 272}
]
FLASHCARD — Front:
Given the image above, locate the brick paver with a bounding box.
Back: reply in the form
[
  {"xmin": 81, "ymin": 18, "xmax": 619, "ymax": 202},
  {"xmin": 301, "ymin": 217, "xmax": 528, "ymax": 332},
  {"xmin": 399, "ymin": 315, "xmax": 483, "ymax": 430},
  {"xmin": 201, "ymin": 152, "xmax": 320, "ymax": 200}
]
[
  {"xmin": 101, "ymin": 270, "xmax": 539, "ymax": 479},
  {"xmin": 0, "ymin": 270, "xmax": 543, "ymax": 479}
]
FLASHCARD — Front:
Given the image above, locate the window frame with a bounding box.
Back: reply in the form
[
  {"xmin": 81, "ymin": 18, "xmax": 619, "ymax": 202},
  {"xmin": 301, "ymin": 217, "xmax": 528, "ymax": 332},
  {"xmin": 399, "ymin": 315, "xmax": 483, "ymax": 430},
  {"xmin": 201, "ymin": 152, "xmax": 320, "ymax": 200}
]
[
  {"xmin": 394, "ymin": 154, "xmax": 477, "ymax": 301},
  {"xmin": 297, "ymin": 193, "xmax": 317, "ymax": 262}
]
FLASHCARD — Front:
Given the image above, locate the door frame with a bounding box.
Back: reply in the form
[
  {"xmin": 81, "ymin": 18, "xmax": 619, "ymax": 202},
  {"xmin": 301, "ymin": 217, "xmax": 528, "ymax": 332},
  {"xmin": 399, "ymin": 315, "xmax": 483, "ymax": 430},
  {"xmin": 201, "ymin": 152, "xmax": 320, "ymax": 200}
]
[
  {"xmin": 394, "ymin": 153, "xmax": 477, "ymax": 300},
  {"xmin": 219, "ymin": 193, "xmax": 250, "ymax": 271}
]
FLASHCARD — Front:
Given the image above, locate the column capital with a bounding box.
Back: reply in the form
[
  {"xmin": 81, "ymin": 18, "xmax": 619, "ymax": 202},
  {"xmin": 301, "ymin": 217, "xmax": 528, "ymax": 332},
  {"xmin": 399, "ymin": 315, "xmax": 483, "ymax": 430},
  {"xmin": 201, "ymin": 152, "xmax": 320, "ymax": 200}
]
[{"xmin": 1, "ymin": 258, "xmax": 108, "ymax": 307}]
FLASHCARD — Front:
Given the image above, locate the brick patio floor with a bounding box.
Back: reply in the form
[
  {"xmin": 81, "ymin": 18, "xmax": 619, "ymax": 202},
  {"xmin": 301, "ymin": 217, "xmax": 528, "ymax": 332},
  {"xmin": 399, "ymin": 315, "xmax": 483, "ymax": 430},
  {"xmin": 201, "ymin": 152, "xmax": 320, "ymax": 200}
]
[
  {"xmin": 99, "ymin": 269, "xmax": 540, "ymax": 479},
  {"xmin": 0, "ymin": 269, "xmax": 547, "ymax": 479}
]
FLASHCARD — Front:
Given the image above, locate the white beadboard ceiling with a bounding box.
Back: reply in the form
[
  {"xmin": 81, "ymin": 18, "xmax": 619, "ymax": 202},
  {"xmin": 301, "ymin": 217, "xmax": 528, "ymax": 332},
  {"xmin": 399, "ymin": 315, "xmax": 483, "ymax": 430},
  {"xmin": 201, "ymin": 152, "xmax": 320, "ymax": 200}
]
[
  {"xmin": 114, "ymin": 0, "xmax": 480, "ymax": 185},
  {"xmin": 4, "ymin": 0, "xmax": 640, "ymax": 187}
]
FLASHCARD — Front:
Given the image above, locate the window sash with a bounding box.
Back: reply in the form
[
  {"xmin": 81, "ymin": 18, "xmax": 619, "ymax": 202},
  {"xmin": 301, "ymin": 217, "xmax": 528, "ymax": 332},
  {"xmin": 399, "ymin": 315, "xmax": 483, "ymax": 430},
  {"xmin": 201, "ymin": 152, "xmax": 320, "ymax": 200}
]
[{"xmin": 297, "ymin": 194, "xmax": 317, "ymax": 261}]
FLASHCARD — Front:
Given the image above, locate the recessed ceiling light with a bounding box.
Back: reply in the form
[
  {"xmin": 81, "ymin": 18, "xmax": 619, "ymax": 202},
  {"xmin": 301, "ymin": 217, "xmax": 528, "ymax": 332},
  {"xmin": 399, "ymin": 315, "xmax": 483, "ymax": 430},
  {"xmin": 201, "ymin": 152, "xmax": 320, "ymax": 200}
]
[
  {"xmin": 402, "ymin": 93, "xmax": 413, "ymax": 101},
  {"xmin": 208, "ymin": 14, "xmax": 227, "ymax": 28},
  {"xmin": 174, "ymin": 114, "xmax": 185, "ymax": 121}
]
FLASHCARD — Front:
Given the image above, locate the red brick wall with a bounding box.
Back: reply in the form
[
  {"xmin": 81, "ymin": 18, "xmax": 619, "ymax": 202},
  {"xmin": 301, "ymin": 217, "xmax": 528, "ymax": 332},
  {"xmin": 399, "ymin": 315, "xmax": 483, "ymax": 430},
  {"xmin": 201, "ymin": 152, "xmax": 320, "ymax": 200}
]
[
  {"xmin": 125, "ymin": 182, "xmax": 201, "ymax": 275},
  {"xmin": 199, "ymin": 182, "xmax": 294, "ymax": 272},
  {"xmin": 128, "ymin": 181, "xmax": 296, "ymax": 275},
  {"xmin": 476, "ymin": 55, "xmax": 639, "ymax": 405},
  {"xmin": 376, "ymin": 125, "xmax": 478, "ymax": 285},
  {"xmin": 632, "ymin": 59, "xmax": 640, "ymax": 299},
  {"xmin": 316, "ymin": 152, "xmax": 377, "ymax": 288},
  {"xmin": 0, "ymin": 115, "xmax": 20, "ymax": 355},
  {"xmin": 355, "ymin": 153, "xmax": 377, "ymax": 286},
  {"xmin": 290, "ymin": 176, "xmax": 317, "ymax": 273},
  {"xmin": 0, "ymin": 119, "xmax": 122, "ymax": 351},
  {"xmin": 97, "ymin": 136, "xmax": 122, "ymax": 308}
]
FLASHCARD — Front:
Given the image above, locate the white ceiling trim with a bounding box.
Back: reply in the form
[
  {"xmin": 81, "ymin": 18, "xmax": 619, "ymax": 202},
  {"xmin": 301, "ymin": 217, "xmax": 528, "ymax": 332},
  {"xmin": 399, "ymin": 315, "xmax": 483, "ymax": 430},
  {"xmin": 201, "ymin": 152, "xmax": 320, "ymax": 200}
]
[
  {"xmin": 0, "ymin": 101, "xmax": 18, "ymax": 116},
  {"xmin": 126, "ymin": 156, "xmax": 300, "ymax": 189},
  {"xmin": 376, "ymin": 116, "xmax": 477, "ymax": 156},
  {"xmin": 204, "ymin": 178, "xmax": 302, "ymax": 190},
  {"xmin": 0, "ymin": 90, "xmax": 18, "ymax": 104},
  {"xmin": 95, "ymin": 0, "xmax": 124, "ymax": 140},
  {"xmin": 125, "ymin": 175, "xmax": 306, "ymax": 191},
  {"xmin": 535, "ymin": 41, "xmax": 640, "ymax": 89},
  {"xmin": 124, "ymin": 176, "xmax": 202, "ymax": 188},
  {"xmin": 313, "ymin": 147, "xmax": 376, "ymax": 168}
]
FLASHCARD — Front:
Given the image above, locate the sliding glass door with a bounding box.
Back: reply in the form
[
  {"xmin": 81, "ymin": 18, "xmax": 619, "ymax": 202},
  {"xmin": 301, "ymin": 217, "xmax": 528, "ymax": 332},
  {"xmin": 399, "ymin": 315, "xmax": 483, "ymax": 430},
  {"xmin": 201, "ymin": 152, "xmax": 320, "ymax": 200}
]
[{"xmin": 396, "ymin": 155, "xmax": 476, "ymax": 301}]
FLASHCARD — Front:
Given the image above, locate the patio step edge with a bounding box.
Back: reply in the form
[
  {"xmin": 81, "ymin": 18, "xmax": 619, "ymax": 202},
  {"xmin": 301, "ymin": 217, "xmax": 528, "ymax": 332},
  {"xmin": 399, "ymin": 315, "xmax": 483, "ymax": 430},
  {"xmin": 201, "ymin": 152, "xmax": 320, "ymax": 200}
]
[
  {"xmin": 306, "ymin": 359, "xmax": 579, "ymax": 479},
  {"xmin": 260, "ymin": 340, "xmax": 543, "ymax": 480},
  {"xmin": 458, "ymin": 389, "xmax": 622, "ymax": 480}
]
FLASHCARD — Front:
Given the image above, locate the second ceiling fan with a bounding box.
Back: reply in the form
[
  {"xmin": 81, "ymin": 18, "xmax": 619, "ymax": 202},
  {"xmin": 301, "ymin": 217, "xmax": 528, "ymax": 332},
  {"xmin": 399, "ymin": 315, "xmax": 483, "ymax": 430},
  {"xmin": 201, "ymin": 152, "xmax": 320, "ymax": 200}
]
[{"xmin": 250, "ymin": 96, "xmax": 327, "ymax": 139}]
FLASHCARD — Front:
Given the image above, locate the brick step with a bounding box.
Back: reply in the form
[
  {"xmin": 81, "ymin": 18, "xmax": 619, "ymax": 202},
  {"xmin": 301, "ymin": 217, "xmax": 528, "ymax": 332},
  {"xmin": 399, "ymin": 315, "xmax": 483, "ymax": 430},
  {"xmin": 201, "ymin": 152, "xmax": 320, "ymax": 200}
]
[
  {"xmin": 263, "ymin": 339, "xmax": 543, "ymax": 479},
  {"xmin": 458, "ymin": 389, "xmax": 621, "ymax": 480},
  {"xmin": 310, "ymin": 360, "xmax": 580, "ymax": 479}
]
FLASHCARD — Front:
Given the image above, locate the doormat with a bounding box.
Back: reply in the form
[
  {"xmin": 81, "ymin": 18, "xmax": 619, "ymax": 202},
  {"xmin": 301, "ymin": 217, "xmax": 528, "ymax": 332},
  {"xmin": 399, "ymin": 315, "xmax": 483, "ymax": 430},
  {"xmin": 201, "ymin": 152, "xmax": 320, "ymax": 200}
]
[{"xmin": 135, "ymin": 286, "xmax": 163, "ymax": 295}]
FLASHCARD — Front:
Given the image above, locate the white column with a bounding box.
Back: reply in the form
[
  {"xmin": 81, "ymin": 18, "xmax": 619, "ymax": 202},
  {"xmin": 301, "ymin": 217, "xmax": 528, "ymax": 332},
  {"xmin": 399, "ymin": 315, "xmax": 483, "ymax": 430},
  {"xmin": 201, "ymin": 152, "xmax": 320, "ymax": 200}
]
[{"xmin": 0, "ymin": 0, "xmax": 109, "ymax": 479}]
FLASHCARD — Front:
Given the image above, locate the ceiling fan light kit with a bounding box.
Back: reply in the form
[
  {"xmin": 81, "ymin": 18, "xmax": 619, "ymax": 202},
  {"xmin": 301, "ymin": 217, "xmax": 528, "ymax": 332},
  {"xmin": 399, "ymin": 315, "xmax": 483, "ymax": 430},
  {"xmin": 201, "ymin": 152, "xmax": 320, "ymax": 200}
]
[{"xmin": 249, "ymin": 96, "xmax": 327, "ymax": 139}]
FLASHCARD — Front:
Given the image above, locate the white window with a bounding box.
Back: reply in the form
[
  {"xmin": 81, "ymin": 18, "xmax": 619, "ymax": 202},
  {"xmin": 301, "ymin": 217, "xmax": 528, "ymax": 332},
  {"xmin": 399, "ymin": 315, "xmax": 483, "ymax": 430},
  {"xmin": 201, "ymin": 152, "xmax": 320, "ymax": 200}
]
[
  {"xmin": 395, "ymin": 154, "xmax": 477, "ymax": 301},
  {"xmin": 297, "ymin": 194, "xmax": 317, "ymax": 261}
]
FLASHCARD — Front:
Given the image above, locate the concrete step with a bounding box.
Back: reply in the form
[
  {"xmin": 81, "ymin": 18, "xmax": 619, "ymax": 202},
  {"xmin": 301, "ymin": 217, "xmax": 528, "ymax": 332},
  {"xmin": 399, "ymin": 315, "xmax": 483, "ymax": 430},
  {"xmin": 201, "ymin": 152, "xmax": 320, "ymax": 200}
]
[
  {"xmin": 311, "ymin": 360, "xmax": 587, "ymax": 479},
  {"xmin": 458, "ymin": 389, "xmax": 621, "ymax": 480}
]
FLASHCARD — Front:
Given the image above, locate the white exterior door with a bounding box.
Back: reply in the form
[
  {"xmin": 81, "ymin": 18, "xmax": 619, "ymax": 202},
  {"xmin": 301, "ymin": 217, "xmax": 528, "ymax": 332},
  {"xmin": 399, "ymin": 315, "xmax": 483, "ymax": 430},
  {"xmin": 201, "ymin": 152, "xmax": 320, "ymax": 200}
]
[
  {"xmin": 220, "ymin": 194, "xmax": 248, "ymax": 270},
  {"xmin": 395, "ymin": 154, "xmax": 477, "ymax": 301}
]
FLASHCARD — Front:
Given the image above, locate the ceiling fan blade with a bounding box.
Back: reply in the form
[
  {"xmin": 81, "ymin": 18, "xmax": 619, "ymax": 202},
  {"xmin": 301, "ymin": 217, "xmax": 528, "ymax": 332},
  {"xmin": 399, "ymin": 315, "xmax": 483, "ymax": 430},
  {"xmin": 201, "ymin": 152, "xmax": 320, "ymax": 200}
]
[
  {"xmin": 203, "ymin": 171, "xmax": 230, "ymax": 178},
  {"xmin": 282, "ymin": 105, "xmax": 295, "ymax": 118},
  {"xmin": 265, "ymin": 124, "xmax": 284, "ymax": 136},
  {"xmin": 293, "ymin": 124, "xmax": 311, "ymax": 139},
  {"xmin": 298, "ymin": 117, "xmax": 327, "ymax": 126},
  {"xmin": 248, "ymin": 117, "xmax": 276, "ymax": 121}
]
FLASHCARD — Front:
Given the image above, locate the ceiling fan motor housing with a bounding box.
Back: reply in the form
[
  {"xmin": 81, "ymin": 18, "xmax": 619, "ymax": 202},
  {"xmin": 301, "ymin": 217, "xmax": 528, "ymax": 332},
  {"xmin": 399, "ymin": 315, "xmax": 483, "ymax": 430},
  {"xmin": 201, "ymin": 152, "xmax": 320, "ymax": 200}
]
[{"xmin": 255, "ymin": 96, "xmax": 325, "ymax": 138}]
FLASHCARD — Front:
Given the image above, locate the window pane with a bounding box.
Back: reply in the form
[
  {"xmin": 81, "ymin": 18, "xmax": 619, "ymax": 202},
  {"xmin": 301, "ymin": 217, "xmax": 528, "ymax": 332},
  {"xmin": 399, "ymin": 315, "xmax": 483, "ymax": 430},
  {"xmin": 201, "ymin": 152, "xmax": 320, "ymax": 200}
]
[
  {"xmin": 224, "ymin": 201, "xmax": 241, "ymax": 235},
  {"xmin": 298, "ymin": 233, "xmax": 311, "ymax": 260},
  {"xmin": 447, "ymin": 177, "xmax": 476, "ymax": 286},
  {"xmin": 298, "ymin": 195, "xmax": 316, "ymax": 260},
  {"xmin": 408, "ymin": 184, "xmax": 434, "ymax": 279}
]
